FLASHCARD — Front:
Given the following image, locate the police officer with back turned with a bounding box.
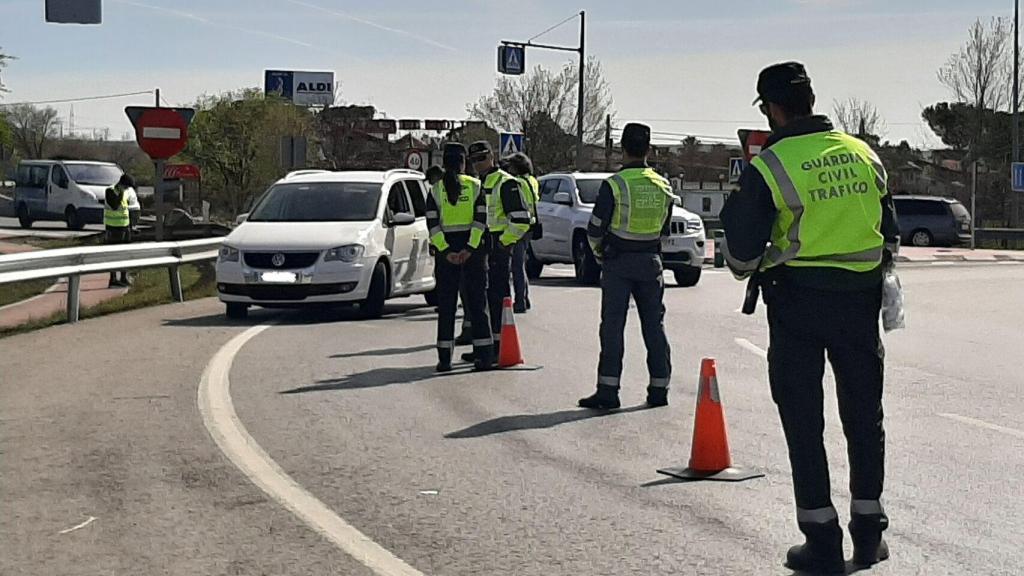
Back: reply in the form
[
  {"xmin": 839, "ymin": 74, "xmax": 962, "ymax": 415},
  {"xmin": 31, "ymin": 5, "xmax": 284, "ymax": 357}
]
[
  {"xmin": 466, "ymin": 141, "xmax": 531, "ymax": 365},
  {"xmin": 425, "ymin": 143, "xmax": 494, "ymax": 372},
  {"xmin": 720, "ymin": 62, "xmax": 900, "ymax": 574},
  {"xmin": 579, "ymin": 123, "xmax": 674, "ymax": 410}
]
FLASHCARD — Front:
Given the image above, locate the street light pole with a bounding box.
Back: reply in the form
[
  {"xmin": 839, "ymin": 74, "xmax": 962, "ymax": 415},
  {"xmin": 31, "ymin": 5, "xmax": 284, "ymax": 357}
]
[
  {"xmin": 1014, "ymin": 0, "xmax": 1021, "ymax": 227},
  {"xmin": 576, "ymin": 10, "xmax": 586, "ymax": 171}
]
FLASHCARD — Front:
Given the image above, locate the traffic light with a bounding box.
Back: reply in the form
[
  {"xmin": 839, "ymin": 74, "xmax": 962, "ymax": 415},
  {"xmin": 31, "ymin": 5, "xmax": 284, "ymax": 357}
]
[{"xmin": 46, "ymin": 0, "xmax": 102, "ymax": 24}]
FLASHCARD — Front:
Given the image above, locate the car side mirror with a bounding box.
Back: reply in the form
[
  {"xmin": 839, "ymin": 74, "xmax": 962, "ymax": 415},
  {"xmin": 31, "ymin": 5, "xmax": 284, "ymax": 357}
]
[
  {"xmin": 390, "ymin": 212, "xmax": 416, "ymax": 226},
  {"xmin": 672, "ymin": 195, "xmax": 682, "ymax": 207},
  {"xmin": 234, "ymin": 213, "xmax": 249, "ymax": 225},
  {"xmin": 553, "ymin": 192, "xmax": 572, "ymax": 206}
]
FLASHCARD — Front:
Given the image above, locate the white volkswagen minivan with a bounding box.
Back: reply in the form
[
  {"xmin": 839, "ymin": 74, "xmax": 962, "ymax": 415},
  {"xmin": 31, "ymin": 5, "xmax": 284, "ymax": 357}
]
[
  {"xmin": 216, "ymin": 169, "xmax": 437, "ymax": 319},
  {"xmin": 13, "ymin": 160, "xmax": 140, "ymax": 229}
]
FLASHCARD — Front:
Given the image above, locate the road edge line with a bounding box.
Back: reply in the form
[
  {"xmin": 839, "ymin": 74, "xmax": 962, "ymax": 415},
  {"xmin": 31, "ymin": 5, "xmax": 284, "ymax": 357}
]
[
  {"xmin": 938, "ymin": 413, "xmax": 1024, "ymax": 440},
  {"xmin": 197, "ymin": 323, "xmax": 425, "ymax": 576}
]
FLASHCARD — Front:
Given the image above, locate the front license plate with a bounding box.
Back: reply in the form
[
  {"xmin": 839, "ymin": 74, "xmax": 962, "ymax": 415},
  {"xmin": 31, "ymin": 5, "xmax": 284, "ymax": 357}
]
[{"xmin": 261, "ymin": 271, "xmax": 298, "ymax": 284}]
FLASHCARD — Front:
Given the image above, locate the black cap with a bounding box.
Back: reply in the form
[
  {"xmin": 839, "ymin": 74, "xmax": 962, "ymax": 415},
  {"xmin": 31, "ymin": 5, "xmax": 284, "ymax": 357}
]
[
  {"xmin": 621, "ymin": 123, "xmax": 651, "ymax": 147},
  {"xmin": 754, "ymin": 61, "xmax": 812, "ymax": 105},
  {"xmin": 443, "ymin": 142, "xmax": 467, "ymax": 159},
  {"xmin": 467, "ymin": 140, "xmax": 493, "ymax": 161}
]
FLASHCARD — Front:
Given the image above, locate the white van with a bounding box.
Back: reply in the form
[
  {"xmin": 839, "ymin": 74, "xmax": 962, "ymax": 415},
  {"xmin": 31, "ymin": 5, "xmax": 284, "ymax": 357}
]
[{"xmin": 13, "ymin": 160, "xmax": 140, "ymax": 229}]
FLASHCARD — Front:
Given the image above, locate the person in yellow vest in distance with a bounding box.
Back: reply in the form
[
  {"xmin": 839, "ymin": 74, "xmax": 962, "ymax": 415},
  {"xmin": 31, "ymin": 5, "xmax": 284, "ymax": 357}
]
[
  {"xmin": 579, "ymin": 123, "xmax": 675, "ymax": 411},
  {"xmin": 424, "ymin": 143, "xmax": 494, "ymax": 372},
  {"xmin": 720, "ymin": 62, "xmax": 900, "ymax": 575},
  {"xmin": 506, "ymin": 152, "xmax": 540, "ymax": 314},
  {"xmin": 464, "ymin": 141, "xmax": 531, "ymax": 366},
  {"xmin": 104, "ymin": 173, "xmax": 137, "ymax": 288}
]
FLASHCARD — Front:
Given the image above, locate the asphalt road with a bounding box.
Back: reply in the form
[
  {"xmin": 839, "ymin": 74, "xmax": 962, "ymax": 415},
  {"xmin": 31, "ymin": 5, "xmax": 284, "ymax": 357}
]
[{"xmin": 2, "ymin": 263, "xmax": 1023, "ymax": 575}]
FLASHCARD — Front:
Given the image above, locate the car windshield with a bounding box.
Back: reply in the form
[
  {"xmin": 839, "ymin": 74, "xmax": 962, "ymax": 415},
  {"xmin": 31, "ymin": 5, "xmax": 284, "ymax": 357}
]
[
  {"xmin": 247, "ymin": 182, "xmax": 381, "ymax": 222},
  {"xmin": 64, "ymin": 163, "xmax": 123, "ymax": 187},
  {"xmin": 576, "ymin": 179, "xmax": 605, "ymax": 204}
]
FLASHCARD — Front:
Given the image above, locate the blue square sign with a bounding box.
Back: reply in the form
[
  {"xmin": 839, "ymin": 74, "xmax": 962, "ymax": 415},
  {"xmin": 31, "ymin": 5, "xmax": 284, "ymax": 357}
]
[
  {"xmin": 498, "ymin": 45, "xmax": 526, "ymax": 76},
  {"xmin": 500, "ymin": 133, "xmax": 524, "ymax": 157},
  {"xmin": 1013, "ymin": 162, "xmax": 1024, "ymax": 192}
]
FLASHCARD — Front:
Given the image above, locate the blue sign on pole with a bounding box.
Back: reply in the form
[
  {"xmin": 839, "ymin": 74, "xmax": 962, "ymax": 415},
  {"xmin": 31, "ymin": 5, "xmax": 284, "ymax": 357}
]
[
  {"xmin": 729, "ymin": 157, "xmax": 746, "ymax": 183},
  {"xmin": 497, "ymin": 45, "xmax": 526, "ymax": 75},
  {"xmin": 500, "ymin": 133, "xmax": 524, "ymax": 157},
  {"xmin": 1012, "ymin": 162, "xmax": 1024, "ymax": 192}
]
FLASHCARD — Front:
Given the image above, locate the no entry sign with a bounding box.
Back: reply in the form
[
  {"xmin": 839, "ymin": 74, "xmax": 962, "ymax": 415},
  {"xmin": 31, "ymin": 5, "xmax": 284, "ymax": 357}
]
[{"xmin": 125, "ymin": 106, "xmax": 195, "ymax": 160}]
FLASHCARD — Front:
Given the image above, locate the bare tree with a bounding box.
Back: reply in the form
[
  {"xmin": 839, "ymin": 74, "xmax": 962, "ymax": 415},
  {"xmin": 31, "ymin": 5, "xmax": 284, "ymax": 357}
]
[
  {"xmin": 0, "ymin": 47, "xmax": 13, "ymax": 96},
  {"xmin": 832, "ymin": 98, "xmax": 886, "ymax": 138},
  {"xmin": 938, "ymin": 18, "xmax": 1010, "ymax": 112},
  {"xmin": 467, "ymin": 56, "xmax": 614, "ymax": 146},
  {"xmin": 6, "ymin": 104, "xmax": 59, "ymax": 159}
]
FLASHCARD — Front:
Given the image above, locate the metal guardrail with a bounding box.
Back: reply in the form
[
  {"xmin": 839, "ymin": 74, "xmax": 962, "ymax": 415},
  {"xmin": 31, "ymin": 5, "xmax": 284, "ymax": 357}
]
[
  {"xmin": 0, "ymin": 238, "xmax": 222, "ymax": 323},
  {"xmin": 975, "ymin": 227, "xmax": 1024, "ymax": 245}
]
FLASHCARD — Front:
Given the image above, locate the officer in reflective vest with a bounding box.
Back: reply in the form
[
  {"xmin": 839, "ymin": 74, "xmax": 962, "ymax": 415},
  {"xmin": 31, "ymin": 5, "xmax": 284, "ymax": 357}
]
[
  {"xmin": 721, "ymin": 62, "xmax": 900, "ymax": 574},
  {"xmin": 104, "ymin": 173, "xmax": 136, "ymax": 288},
  {"xmin": 424, "ymin": 143, "xmax": 494, "ymax": 372},
  {"xmin": 580, "ymin": 123, "xmax": 674, "ymax": 410},
  {"xmin": 506, "ymin": 152, "xmax": 540, "ymax": 314},
  {"xmin": 466, "ymin": 141, "xmax": 531, "ymax": 366}
]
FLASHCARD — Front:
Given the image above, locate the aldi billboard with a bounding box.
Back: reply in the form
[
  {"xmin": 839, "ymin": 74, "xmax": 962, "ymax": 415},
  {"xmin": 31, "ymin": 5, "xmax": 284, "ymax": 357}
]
[{"xmin": 265, "ymin": 70, "xmax": 335, "ymax": 107}]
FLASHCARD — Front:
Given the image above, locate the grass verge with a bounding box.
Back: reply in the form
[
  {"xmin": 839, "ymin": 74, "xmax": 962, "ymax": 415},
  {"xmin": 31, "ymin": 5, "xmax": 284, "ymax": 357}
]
[
  {"xmin": 0, "ymin": 278, "xmax": 57, "ymax": 308},
  {"xmin": 0, "ymin": 262, "xmax": 217, "ymax": 339}
]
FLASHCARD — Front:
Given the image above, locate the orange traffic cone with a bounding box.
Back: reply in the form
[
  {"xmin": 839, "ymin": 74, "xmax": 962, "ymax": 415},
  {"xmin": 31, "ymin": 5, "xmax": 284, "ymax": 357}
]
[
  {"xmin": 657, "ymin": 358, "xmax": 764, "ymax": 482},
  {"xmin": 497, "ymin": 297, "xmax": 524, "ymax": 368}
]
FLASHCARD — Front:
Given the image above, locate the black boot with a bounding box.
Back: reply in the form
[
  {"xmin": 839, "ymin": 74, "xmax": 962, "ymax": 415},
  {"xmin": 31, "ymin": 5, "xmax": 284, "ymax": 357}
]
[
  {"xmin": 850, "ymin": 513, "xmax": 890, "ymax": 567},
  {"xmin": 436, "ymin": 349, "xmax": 453, "ymax": 373},
  {"xmin": 472, "ymin": 346, "xmax": 495, "ymax": 372},
  {"xmin": 786, "ymin": 520, "xmax": 845, "ymax": 575},
  {"xmin": 461, "ymin": 352, "xmax": 476, "ymax": 363},
  {"xmin": 455, "ymin": 331, "xmax": 473, "ymax": 346},
  {"xmin": 646, "ymin": 387, "xmax": 669, "ymax": 407},
  {"xmin": 578, "ymin": 385, "xmax": 621, "ymax": 410}
]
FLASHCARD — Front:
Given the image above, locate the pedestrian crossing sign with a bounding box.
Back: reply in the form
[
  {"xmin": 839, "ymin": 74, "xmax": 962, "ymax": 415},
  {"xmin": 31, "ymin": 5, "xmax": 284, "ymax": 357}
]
[
  {"xmin": 500, "ymin": 133, "xmax": 524, "ymax": 157},
  {"xmin": 498, "ymin": 45, "xmax": 526, "ymax": 75},
  {"xmin": 729, "ymin": 157, "xmax": 745, "ymax": 183}
]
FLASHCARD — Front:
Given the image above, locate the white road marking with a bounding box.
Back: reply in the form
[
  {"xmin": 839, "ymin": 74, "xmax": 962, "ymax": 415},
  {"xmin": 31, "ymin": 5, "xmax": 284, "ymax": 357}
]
[
  {"xmin": 198, "ymin": 323, "xmax": 425, "ymax": 576},
  {"xmin": 938, "ymin": 413, "xmax": 1024, "ymax": 440},
  {"xmin": 735, "ymin": 338, "xmax": 768, "ymax": 360},
  {"xmin": 58, "ymin": 516, "xmax": 96, "ymax": 535}
]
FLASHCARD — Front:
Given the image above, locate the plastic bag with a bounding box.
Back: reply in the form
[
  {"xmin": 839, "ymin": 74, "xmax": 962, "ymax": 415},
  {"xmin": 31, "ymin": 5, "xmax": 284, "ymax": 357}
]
[{"xmin": 881, "ymin": 269, "xmax": 905, "ymax": 332}]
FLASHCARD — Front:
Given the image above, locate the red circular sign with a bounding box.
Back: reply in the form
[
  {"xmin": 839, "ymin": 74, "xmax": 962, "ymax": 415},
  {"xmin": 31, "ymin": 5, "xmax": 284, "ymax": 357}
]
[{"xmin": 136, "ymin": 108, "xmax": 190, "ymax": 160}]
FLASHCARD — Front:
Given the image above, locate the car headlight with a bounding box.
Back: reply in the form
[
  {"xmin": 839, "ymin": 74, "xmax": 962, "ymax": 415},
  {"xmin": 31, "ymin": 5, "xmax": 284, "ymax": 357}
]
[
  {"xmin": 685, "ymin": 219, "xmax": 704, "ymax": 233},
  {"xmin": 218, "ymin": 245, "xmax": 240, "ymax": 263},
  {"xmin": 324, "ymin": 244, "xmax": 365, "ymax": 263}
]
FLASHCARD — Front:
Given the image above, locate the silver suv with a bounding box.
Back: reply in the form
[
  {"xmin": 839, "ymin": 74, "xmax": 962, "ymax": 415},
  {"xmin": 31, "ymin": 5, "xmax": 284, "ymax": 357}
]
[{"xmin": 527, "ymin": 172, "xmax": 705, "ymax": 286}]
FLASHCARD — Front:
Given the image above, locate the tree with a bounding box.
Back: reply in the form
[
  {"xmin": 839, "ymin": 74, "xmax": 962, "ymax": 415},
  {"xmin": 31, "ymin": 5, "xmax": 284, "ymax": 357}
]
[
  {"xmin": 939, "ymin": 18, "xmax": 1010, "ymax": 113},
  {"xmin": 185, "ymin": 89, "xmax": 312, "ymax": 215},
  {"xmin": 6, "ymin": 104, "xmax": 59, "ymax": 159},
  {"xmin": 832, "ymin": 98, "xmax": 886, "ymax": 141},
  {"xmin": 467, "ymin": 56, "xmax": 615, "ymax": 164},
  {"xmin": 0, "ymin": 47, "xmax": 13, "ymax": 96}
]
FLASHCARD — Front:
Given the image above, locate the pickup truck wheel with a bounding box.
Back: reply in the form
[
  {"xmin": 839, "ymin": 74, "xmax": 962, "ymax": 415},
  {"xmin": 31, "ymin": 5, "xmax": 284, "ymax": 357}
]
[
  {"xmin": 573, "ymin": 235, "xmax": 601, "ymax": 286},
  {"xmin": 525, "ymin": 245, "xmax": 544, "ymax": 279},
  {"xmin": 17, "ymin": 204, "xmax": 33, "ymax": 228},
  {"xmin": 673, "ymin": 266, "xmax": 702, "ymax": 287}
]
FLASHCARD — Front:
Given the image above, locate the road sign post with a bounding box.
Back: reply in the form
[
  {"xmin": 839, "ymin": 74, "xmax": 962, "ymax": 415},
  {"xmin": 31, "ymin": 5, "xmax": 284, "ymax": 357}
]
[
  {"xmin": 500, "ymin": 133, "xmax": 525, "ymax": 157},
  {"xmin": 728, "ymin": 158, "xmax": 745, "ymax": 184},
  {"xmin": 125, "ymin": 106, "xmax": 195, "ymax": 241}
]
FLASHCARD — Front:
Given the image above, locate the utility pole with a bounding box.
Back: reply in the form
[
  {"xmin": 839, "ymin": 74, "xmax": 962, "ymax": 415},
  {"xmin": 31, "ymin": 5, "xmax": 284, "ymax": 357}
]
[
  {"xmin": 576, "ymin": 10, "xmax": 586, "ymax": 172},
  {"xmin": 605, "ymin": 114, "xmax": 612, "ymax": 171},
  {"xmin": 1014, "ymin": 0, "xmax": 1022, "ymax": 227},
  {"xmin": 500, "ymin": 10, "xmax": 586, "ymax": 170}
]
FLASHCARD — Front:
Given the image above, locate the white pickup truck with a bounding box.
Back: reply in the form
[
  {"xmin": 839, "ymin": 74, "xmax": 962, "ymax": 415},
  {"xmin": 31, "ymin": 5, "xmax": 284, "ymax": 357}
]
[{"xmin": 527, "ymin": 172, "xmax": 706, "ymax": 286}]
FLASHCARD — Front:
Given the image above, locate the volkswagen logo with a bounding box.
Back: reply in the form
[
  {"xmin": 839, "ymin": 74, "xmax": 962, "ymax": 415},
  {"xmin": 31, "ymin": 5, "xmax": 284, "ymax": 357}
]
[{"xmin": 271, "ymin": 253, "xmax": 287, "ymax": 268}]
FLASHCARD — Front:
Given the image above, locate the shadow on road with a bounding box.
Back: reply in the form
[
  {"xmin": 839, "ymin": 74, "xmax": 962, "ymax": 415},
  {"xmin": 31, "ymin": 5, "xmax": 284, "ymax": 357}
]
[
  {"xmin": 163, "ymin": 302, "xmax": 432, "ymax": 329},
  {"xmin": 445, "ymin": 405, "xmax": 649, "ymax": 439},
  {"xmin": 330, "ymin": 344, "xmax": 436, "ymax": 359},
  {"xmin": 280, "ymin": 365, "xmax": 441, "ymax": 394},
  {"xmin": 531, "ymin": 277, "xmax": 596, "ymax": 289}
]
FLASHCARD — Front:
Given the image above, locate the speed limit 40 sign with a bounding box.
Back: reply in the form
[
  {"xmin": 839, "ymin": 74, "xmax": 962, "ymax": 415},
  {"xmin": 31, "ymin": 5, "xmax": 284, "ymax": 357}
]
[{"xmin": 405, "ymin": 151, "xmax": 424, "ymax": 171}]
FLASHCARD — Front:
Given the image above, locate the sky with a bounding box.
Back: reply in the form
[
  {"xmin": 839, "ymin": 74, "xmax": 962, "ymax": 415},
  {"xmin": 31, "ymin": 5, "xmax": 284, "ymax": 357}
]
[{"xmin": 0, "ymin": 0, "xmax": 1019, "ymax": 149}]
